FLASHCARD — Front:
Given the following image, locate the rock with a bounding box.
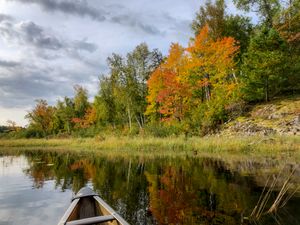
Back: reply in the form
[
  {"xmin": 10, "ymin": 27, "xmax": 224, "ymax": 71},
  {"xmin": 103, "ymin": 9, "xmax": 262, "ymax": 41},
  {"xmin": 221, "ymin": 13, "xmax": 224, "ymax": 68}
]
[
  {"xmin": 222, "ymin": 97, "xmax": 300, "ymax": 136},
  {"xmin": 227, "ymin": 120, "xmax": 276, "ymax": 136},
  {"xmin": 252, "ymin": 105, "xmax": 277, "ymax": 119},
  {"xmin": 294, "ymin": 114, "xmax": 300, "ymax": 125}
]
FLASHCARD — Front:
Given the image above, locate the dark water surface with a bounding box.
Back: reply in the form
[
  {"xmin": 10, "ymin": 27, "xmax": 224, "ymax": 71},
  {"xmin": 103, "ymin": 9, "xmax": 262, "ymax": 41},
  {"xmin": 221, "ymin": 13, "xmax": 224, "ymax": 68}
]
[{"xmin": 0, "ymin": 151, "xmax": 299, "ymax": 225}]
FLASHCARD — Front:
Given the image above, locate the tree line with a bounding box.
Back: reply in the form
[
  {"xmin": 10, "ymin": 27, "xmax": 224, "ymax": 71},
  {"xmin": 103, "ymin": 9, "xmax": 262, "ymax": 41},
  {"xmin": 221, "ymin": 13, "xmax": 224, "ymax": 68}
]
[{"xmin": 7, "ymin": 0, "xmax": 300, "ymax": 138}]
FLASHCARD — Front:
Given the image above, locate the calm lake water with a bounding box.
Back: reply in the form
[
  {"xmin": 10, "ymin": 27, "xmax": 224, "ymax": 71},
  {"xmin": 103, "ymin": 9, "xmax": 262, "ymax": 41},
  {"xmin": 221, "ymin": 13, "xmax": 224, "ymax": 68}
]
[{"xmin": 0, "ymin": 150, "xmax": 299, "ymax": 225}]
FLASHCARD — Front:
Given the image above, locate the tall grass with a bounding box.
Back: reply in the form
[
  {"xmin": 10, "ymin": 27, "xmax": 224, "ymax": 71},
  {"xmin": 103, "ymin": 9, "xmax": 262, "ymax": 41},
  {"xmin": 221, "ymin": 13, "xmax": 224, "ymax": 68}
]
[
  {"xmin": 0, "ymin": 135, "xmax": 299, "ymax": 159},
  {"xmin": 249, "ymin": 165, "xmax": 299, "ymax": 223}
]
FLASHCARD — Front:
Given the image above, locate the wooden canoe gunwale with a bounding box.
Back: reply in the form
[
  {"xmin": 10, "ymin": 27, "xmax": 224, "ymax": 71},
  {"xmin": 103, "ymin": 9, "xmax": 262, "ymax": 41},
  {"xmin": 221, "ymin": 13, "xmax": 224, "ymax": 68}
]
[
  {"xmin": 94, "ymin": 196, "xmax": 129, "ymax": 225},
  {"xmin": 58, "ymin": 198, "xmax": 80, "ymax": 225}
]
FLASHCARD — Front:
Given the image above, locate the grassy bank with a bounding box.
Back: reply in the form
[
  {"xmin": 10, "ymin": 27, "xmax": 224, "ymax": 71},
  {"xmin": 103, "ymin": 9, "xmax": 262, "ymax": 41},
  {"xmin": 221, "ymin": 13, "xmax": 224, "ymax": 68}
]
[{"xmin": 0, "ymin": 135, "xmax": 299, "ymax": 159}]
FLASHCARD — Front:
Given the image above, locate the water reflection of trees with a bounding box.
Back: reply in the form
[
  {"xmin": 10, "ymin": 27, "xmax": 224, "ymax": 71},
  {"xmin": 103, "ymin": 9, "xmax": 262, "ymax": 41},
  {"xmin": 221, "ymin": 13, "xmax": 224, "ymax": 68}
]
[
  {"xmin": 14, "ymin": 151, "xmax": 299, "ymax": 225},
  {"xmin": 145, "ymin": 159, "xmax": 255, "ymax": 225}
]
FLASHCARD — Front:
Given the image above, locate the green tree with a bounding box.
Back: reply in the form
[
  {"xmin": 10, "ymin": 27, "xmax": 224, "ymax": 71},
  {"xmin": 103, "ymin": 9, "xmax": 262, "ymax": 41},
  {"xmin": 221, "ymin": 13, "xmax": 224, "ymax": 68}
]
[
  {"xmin": 53, "ymin": 97, "xmax": 76, "ymax": 134},
  {"xmin": 101, "ymin": 53, "xmax": 126, "ymax": 128},
  {"xmin": 94, "ymin": 76, "xmax": 120, "ymax": 128},
  {"xmin": 73, "ymin": 85, "xmax": 90, "ymax": 119},
  {"xmin": 274, "ymin": 0, "xmax": 300, "ymax": 93},
  {"xmin": 241, "ymin": 27, "xmax": 287, "ymax": 102},
  {"xmin": 191, "ymin": 0, "xmax": 226, "ymax": 38},
  {"xmin": 191, "ymin": 0, "xmax": 252, "ymax": 54},
  {"xmin": 223, "ymin": 15, "xmax": 253, "ymax": 54},
  {"xmin": 94, "ymin": 43, "xmax": 162, "ymax": 132},
  {"xmin": 124, "ymin": 43, "xmax": 162, "ymax": 129},
  {"xmin": 233, "ymin": 0, "xmax": 280, "ymax": 27},
  {"xmin": 275, "ymin": 0, "xmax": 300, "ymax": 47}
]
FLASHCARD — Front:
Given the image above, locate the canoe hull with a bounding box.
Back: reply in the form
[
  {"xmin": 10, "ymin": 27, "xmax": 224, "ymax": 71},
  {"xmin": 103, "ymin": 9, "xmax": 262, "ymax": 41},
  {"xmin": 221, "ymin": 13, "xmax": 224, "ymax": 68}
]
[{"xmin": 57, "ymin": 187, "xmax": 129, "ymax": 225}]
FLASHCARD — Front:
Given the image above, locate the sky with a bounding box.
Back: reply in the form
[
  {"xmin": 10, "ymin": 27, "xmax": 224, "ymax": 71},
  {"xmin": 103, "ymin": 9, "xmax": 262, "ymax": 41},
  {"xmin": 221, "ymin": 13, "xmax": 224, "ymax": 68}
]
[{"xmin": 0, "ymin": 0, "xmax": 256, "ymax": 126}]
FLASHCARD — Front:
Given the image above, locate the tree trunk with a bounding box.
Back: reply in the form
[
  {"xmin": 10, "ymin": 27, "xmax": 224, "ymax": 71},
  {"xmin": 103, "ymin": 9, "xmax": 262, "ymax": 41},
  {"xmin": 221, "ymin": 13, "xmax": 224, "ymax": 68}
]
[
  {"xmin": 265, "ymin": 76, "xmax": 269, "ymax": 102},
  {"xmin": 67, "ymin": 122, "xmax": 70, "ymax": 134},
  {"xmin": 206, "ymin": 86, "xmax": 211, "ymax": 101},
  {"xmin": 201, "ymin": 86, "xmax": 204, "ymax": 103},
  {"xmin": 205, "ymin": 74, "xmax": 211, "ymax": 101},
  {"xmin": 135, "ymin": 115, "xmax": 142, "ymax": 129},
  {"xmin": 262, "ymin": 0, "xmax": 273, "ymax": 28},
  {"xmin": 140, "ymin": 114, "xmax": 144, "ymax": 127},
  {"xmin": 232, "ymin": 71, "xmax": 238, "ymax": 83},
  {"xmin": 127, "ymin": 106, "xmax": 132, "ymax": 131},
  {"xmin": 127, "ymin": 159, "xmax": 131, "ymax": 187}
]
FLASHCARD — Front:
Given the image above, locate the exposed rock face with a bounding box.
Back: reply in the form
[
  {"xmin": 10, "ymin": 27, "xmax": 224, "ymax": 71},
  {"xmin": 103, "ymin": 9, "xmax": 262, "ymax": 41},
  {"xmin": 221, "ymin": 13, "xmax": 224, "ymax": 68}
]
[
  {"xmin": 225, "ymin": 116, "xmax": 300, "ymax": 136},
  {"xmin": 228, "ymin": 121, "xmax": 276, "ymax": 136},
  {"xmin": 222, "ymin": 97, "xmax": 300, "ymax": 136},
  {"xmin": 252, "ymin": 105, "xmax": 277, "ymax": 119},
  {"xmin": 295, "ymin": 114, "xmax": 300, "ymax": 125},
  {"xmin": 278, "ymin": 116, "xmax": 300, "ymax": 135}
]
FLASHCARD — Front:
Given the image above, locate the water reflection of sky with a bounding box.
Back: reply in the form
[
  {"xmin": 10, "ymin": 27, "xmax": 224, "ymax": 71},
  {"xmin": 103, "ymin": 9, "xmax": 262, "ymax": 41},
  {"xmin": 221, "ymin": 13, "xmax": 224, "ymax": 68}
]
[{"xmin": 0, "ymin": 156, "xmax": 71, "ymax": 225}]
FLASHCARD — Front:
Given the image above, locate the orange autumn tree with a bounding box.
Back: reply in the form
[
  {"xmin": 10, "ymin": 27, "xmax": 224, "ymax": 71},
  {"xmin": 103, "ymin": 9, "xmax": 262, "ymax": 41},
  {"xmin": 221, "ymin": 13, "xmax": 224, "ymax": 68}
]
[
  {"xmin": 185, "ymin": 25, "xmax": 240, "ymax": 131},
  {"xmin": 72, "ymin": 106, "xmax": 97, "ymax": 129},
  {"xmin": 25, "ymin": 99, "xmax": 55, "ymax": 136},
  {"xmin": 185, "ymin": 24, "xmax": 239, "ymax": 102},
  {"xmin": 146, "ymin": 25, "xmax": 240, "ymax": 131},
  {"xmin": 146, "ymin": 43, "xmax": 191, "ymax": 122}
]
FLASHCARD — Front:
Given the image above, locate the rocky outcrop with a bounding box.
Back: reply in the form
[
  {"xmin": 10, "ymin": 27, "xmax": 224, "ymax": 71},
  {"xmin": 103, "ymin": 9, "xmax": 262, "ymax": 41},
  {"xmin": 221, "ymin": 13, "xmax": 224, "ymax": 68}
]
[
  {"xmin": 278, "ymin": 116, "xmax": 300, "ymax": 135},
  {"xmin": 222, "ymin": 97, "xmax": 300, "ymax": 136},
  {"xmin": 226, "ymin": 121, "xmax": 276, "ymax": 136},
  {"xmin": 224, "ymin": 115, "xmax": 300, "ymax": 136}
]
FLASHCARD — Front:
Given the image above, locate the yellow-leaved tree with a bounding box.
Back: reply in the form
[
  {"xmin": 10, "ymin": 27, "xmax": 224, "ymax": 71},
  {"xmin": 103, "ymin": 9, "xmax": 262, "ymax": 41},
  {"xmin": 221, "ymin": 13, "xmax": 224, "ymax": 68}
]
[
  {"xmin": 146, "ymin": 25, "xmax": 240, "ymax": 133},
  {"xmin": 146, "ymin": 43, "xmax": 191, "ymax": 122}
]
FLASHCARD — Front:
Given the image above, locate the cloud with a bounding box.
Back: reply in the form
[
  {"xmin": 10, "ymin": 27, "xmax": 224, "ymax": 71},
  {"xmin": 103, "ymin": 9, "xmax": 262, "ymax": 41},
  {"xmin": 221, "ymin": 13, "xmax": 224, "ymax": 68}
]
[
  {"xmin": 0, "ymin": 20, "xmax": 63, "ymax": 50},
  {"xmin": 0, "ymin": 20, "xmax": 100, "ymax": 109},
  {"xmin": 111, "ymin": 14, "xmax": 163, "ymax": 36},
  {"xmin": 0, "ymin": 19, "xmax": 98, "ymax": 58},
  {"xmin": 0, "ymin": 47, "xmax": 100, "ymax": 109},
  {"xmin": 0, "ymin": 72, "xmax": 56, "ymax": 107},
  {"xmin": 19, "ymin": 21, "xmax": 63, "ymax": 50},
  {"xmin": 0, "ymin": 13, "xmax": 14, "ymax": 22},
  {"xmin": 5, "ymin": 0, "xmax": 106, "ymax": 21},
  {"xmin": 0, "ymin": 59, "xmax": 20, "ymax": 68},
  {"xmin": 5, "ymin": 0, "xmax": 163, "ymax": 35},
  {"xmin": 72, "ymin": 39, "xmax": 97, "ymax": 53},
  {"xmin": 0, "ymin": 63, "xmax": 78, "ymax": 108}
]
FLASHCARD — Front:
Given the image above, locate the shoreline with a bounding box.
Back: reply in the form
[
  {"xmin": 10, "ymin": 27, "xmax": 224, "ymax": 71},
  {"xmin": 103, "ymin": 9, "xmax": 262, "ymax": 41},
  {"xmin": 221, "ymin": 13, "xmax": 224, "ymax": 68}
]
[{"xmin": 0, "ymin": 135, "xmax": 299, "ymax": 160}]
